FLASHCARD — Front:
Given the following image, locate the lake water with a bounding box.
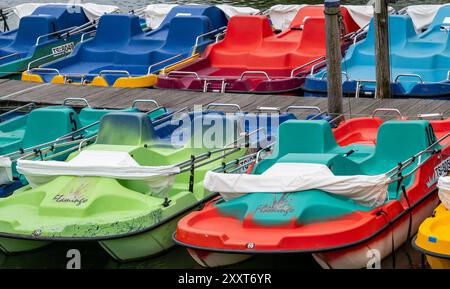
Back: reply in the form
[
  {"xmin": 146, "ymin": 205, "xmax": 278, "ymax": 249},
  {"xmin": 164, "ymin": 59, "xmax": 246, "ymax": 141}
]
[{"xmin": 0, "ymin": 0, "xmax": 436, "ymax": 269}]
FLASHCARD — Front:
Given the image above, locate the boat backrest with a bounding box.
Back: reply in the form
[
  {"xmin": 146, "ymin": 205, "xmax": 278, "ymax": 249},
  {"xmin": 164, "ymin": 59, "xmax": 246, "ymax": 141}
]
[
  {"xmin": 298, "ymin": 17, "xmax": 326, "ymax": 52},
  {"xmin": 162, "ymin": 16, "xmax": 210, "ymax": 51},
  {"xmin": 429, "ymin": 5, "xmax": 450, "ymax": 30},
  {"xmin": 218, "ymin": 15, "xmax": 274, "ymax": 51},
  {"xmin": 22, "ymin": 107, "xmax": 81, "ymax": 148},
  {"xmin": 362, "ymin": 120, "xmax": 437, "ymax": 174},
  {"xmin": 363, "ymin": 16, "xmax": 416, "ymax": 50},
  {"xmin": 90, "ymin": 14, "xmax": 143, "ymax": 49},
  {"xmin": 159, "ymin": 5, "xmax": 227, "ymax": 31},
  {"xmin": 96, "ymin": 112, "xmax": 156, "ymax": 146},
  {"xmin": 289, "ymin": 6, "xmax": 325, "ymax": 29},
  {"xmin": 182, "ymin": 113, "xmax": 241, "ymax": 149},
  {"xmin": 276, "ymin": 120, "xmax": 339, "ymax": 157},
  {"xmin": 32, "ymin": 4, "xmax": 89, "ymax": 31},
  {"xmin": 12, "ymin": 15, "xmax": 57, "ymax": 47}
]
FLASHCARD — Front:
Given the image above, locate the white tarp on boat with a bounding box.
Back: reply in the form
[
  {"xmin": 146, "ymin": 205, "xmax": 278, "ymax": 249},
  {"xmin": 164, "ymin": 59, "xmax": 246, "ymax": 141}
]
[
  {"xmin": 17, "ymin": 150, "xmax": 180, "ymax": 197},
  {"xmin": 204, "ymin": 163, "xmax": 389, "ymax": 207},
  {"xmin": 143, "ymin": 4, "xmax": 260, "ymax": 29},
  {"xmin": 12, "ymin": 2, "xmax": 119, "ymax": 21},
  {"xmin": 266, "ymin": 5, "xmax": 391, "ymax": 31},
  {"xmin": 438, "ymin": 176, "xmax": 450, "ymax": 210},
  {"xmin": 0, "ymin": 156, "xmax": 12, "ymax": 185},
  {"xmin": 402, "ymin": 5, "xmax": 449, "ymax": 32}
]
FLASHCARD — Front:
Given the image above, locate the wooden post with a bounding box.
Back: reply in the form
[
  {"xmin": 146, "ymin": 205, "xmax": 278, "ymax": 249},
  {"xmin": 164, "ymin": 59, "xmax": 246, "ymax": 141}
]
[
  {"xmin": 324, "ymin": 0, "xmax": 343, "ymax": 115},
  {"xmin": 374, "ymin": 0, "xmax": 391, "ymax": 98}
]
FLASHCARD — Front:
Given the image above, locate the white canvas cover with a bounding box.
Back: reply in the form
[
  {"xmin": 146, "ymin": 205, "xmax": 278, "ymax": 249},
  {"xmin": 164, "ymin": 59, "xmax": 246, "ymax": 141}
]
[
  {"xmin": 438, "ymin": 176, "xmax": 450, "ymax": 210},
  {"xmin": 266, "ymin": 4, "xmax": 389, "ymax": 31},
  {"xmin": 143, "ymin": 4, "xmax": 260, "ymax": 29},
  {"xmin": 402, "ymin": 5, "xmax": 449, "ymax": 32},
  {"xmin": 0, "ymin": 156, "xmax": 12, "ymax": 185},
  {"xmin": 12, "ymin": 2, "xmax": 119, "ymax": 22},
  {"xmin": 17, "ymin": 150, "xmax": 180, "ymax": 197},
  {"xmin": 204, "ymin": 163, "xmax": 389, "ymax": 207}
]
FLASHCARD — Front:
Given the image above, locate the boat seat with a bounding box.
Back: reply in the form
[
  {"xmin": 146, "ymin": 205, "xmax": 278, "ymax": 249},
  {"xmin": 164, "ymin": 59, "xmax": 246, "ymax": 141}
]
[
  {"xmin": 96, "ymin": 112, "xmax": 156, "ymax": 146},
  {"xmin": 32, "ymin": 4, "xmax": 89, "ymax": 31},
  {"xmin": 0, "ymin": 15, "xmax": 57, "ymax": 58},
  {"xmin": 361, "ymin": 120, "xmax": 436, "ymax": 175},
  {"xmin": 21, "ymin": 107, "xmax": 82, "ymax": 148}
]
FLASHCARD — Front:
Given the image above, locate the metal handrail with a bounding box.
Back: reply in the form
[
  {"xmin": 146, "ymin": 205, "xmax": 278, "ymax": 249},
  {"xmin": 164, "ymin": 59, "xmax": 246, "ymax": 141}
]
[
  {"xmin": 81, "ymin": 31, "xmax": 96, "ymax": 42},
  {"xmin": 166, "ymin": 71, "xmax": 200, "ymax": 79},
  {"xmin": 155, "ymin": 106, "xmax": 190, "ymax": 124},
  {"xmin": 148, "ymin": 54, "xmax": 183, "ymax": 74},
  {"xmin": 371, "ymin": 108, "xmax": 404, "ymax": 119},
  {"xmin": 63, "ymin": 98, "xmax": 91, "ymax": 108},
  {"xmin": 206, "ymin": 103, "xmax": 241, "ymax": 112},
  {"xmin": 291, "ymin": 56, "xmax": 326, "ymax": 77},
  {"xmin": 29, "ymin": 67, "xmax": 61, "ymax": 75},
  {"xmin": 27, "ymin": 51, "xmax": 67, "ymax": 71},
  {"xmin": 193, "ymin": 26, "xmax": 227, "ymax": 54},
  {"xmin": 355, "ymin": 79, "xmax": 377, "ymax": 98},
  {"xmin": 99, "ymin": 70, "xmax": 131, "ymax": 78},
  {"xmin": 0, "ymin": 103, "xmax": 36, "ymax": 119},
  {"xmin": 161, "ymin": 54, "xmax": 200, "ymax": 75},
  {"xmin": 35, "ymin": 26, "xmax": 77, "ymax": 45},
  {"xmin": 286, "ymin": 106, "xmax": 322, "ymax": 114},
  {"xmin": 418, "ymin": 113, "xmax": 444, "ymax": 120},
  {"xmin": 0, "ymin": 52, "xmax": 20, "ymax": 61},
  {"xmin": 320, "ymin": 71, "xmax": 349, "ymax": 80},
  {"xmin": 256, "ymin": 107, "xmax": 281, "ymax": 113},
  {"xmin": 239, "ymin": 71, "xmax": 271, "ymax": 81},
  {"xmin": 132, "ymin": 99, "xmax": 160, "ymax": 109},
  {"xmin": 310, "ymin": 59, "xmax": 327, "ymax": 75},
  {"xmin": 394, "ymin": 74, "xmax": 424, "ymax": 84}
]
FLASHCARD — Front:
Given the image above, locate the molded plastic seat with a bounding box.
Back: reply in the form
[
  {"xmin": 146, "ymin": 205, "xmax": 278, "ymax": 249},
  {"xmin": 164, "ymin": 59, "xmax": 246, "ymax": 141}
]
[{"xmin": 96, "ymin": 113, "xmax": 156, "ymax": 146}]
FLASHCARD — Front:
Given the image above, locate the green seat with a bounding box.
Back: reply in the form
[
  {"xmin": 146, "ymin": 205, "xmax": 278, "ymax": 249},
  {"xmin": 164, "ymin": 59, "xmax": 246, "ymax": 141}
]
[{"xmin": 95, "ymin": 112, "xmax": 156, "ymax": 146}]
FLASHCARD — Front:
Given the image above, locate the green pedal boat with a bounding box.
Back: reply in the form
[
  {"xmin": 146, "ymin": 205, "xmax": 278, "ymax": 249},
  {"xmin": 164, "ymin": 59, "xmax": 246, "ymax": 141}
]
[{"xmin": 0, "ymin": 111, "xmax": 250, "ymax": 261}]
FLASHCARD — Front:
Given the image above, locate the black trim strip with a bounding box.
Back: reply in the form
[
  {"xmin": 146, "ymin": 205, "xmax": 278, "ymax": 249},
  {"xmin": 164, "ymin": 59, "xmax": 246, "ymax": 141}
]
[{"xmin": 411, "ymin": 235, "xmax": 450, "ymax": 260}]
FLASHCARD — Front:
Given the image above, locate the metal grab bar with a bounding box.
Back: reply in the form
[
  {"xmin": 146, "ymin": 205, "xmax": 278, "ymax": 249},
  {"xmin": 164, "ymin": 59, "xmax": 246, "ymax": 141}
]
[
  {"xmin": 35, "ymin": 26, "xmax": 77, "ymax": 45},
  {"xmin": 132, "ymin": 99, "xmax": 160, "ymax": 109},
  {"xmin": 394, "ymin": 74, "xmax": 424, "ymax": 84},
  {"xmin": 0, "ymin": 103, "xmax": 36, "ymax": 119},
  {"xmin": 166, "ymin": 71, "xmax": 200, "ymax": 79},
  {"xmin": 206, "ymin": 103, "xmax": 241, "ymax": 112},
  {"xmin": 239, "ymin": 71, "xmax": 271, "ymax": 81},
  {"xmin": 29, "ymin": 67, "xmax": 61, "ymax": 75},
  {"xmin": 99, "ymin": 70, "xmax": 131, "ymax": 78},
  {"xmin": 355, "ymin": 79, "xmax": 377, "ymax": 98},
  {"xmin": 291, "ymin": 56, "xmax": 326, "ymax": 77},
  {"xmin": 447, "ymin": 70, "xmax": 450, "ymax": 81},
  {"xmin": 81, "ymin": 31, "xmax": 96, "ymax": 42},
  {"xmin": 371, "ymin": 108, "xmax": 404, "ymax": 119},
  {"xmin": 418, "ymin": 113, "xmax": 444, "ymax": 120},
  {"xmin": 63, "ymin": 98, "xmax": 91, "ymax": 108},
  {"xmin": 155, "ymin": 106, "xmax": 190, "ymax": 124},
  {"xmin": 286, "ymin": 106, "xmax": 322, "ymax": 114},
  {"xmin": 257, "ymin": 107, "xmax": 281, "ymax": 113},
  {"xmin": 320, "ymin": 71, "xmax": 349, "ymax": 80},
  {"xmin": 310, "ymin": 59, "xmax": 327, "ymax": 75},
  {"xmin": 27, "ymin": 50, "xmax": 67, "ymax": 71},
  {"xmin": 148, "ymin": 54, "xmax": 183, "ymax": 74},
  {"xmin": 193, "ymin": 26, "xmax": 227, "ymax": 54},
  {"xmin": 161, "ymin": 54, "xmax": 200, "ymax": 74},
  {"xmin": 0, "ymin": 52, "xmax": 20, "ymax": 61}
]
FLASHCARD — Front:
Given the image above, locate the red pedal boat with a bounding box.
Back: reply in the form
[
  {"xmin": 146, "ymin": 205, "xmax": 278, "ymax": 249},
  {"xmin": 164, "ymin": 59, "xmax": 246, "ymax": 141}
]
[
  {"xmin": 157, "ymin": 5, "xmax": 361, "ymax": 94},
  {"xmin": 174, "ymin": 111, "xmax": 450, "ymax": 268}
]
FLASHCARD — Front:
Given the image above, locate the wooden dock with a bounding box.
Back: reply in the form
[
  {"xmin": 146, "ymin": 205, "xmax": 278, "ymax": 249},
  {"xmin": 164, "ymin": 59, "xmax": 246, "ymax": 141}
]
[{"xmin": 0, "ymin": 79, "xmax": 449, "ymax": 119}]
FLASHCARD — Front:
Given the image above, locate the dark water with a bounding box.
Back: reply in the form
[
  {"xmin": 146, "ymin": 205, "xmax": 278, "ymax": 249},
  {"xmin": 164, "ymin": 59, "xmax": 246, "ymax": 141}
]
[{"xmin": 0, "ymin": 0, "xmax": 437, "ymax": 269}]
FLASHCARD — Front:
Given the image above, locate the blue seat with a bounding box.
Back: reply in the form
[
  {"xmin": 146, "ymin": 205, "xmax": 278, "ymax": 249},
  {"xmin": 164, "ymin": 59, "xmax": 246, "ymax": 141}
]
[
  {"xmin": 304, "ymin": 5, "xmax": 450, "ymax": 99},
  {"xmin": 37, "ymin": 5, "xmax": 228, "ymax": 85}
]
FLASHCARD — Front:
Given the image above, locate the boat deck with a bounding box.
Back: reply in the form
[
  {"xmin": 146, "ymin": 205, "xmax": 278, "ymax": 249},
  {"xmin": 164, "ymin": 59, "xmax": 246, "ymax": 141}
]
[{"xmin": 0, "ymin": 79, "xmax": 449, "ymax": 119}]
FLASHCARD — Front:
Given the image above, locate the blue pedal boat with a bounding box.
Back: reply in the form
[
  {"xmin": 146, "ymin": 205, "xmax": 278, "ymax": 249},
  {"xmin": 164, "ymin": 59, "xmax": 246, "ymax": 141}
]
[
  {"xmin": 0, "ymin": 4, "xmax": 96, "ymax": 79},
  {"xmin": 23, "ymin": 5, "xmax": 228, "ymax": 88},
  {"xmin": 304, "ymin": 5, "xmax": 450, "ymax": 99}
]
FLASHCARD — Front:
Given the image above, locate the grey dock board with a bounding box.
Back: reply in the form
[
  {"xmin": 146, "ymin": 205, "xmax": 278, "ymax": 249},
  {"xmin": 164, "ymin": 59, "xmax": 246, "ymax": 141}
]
[{"xmin": 0, "ymin": 80, "xmax": 449, "ymax": 119}]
